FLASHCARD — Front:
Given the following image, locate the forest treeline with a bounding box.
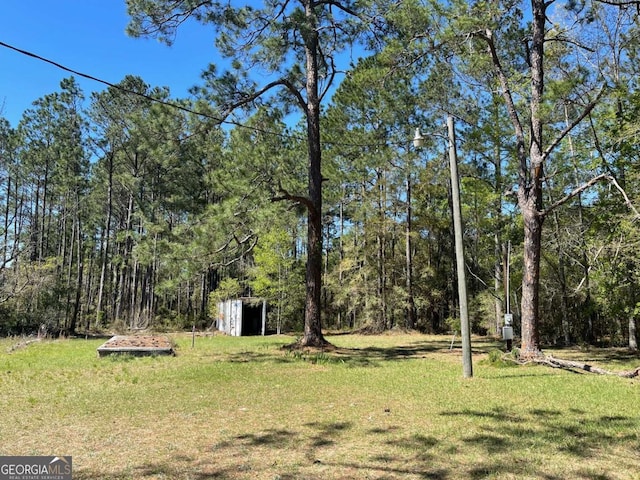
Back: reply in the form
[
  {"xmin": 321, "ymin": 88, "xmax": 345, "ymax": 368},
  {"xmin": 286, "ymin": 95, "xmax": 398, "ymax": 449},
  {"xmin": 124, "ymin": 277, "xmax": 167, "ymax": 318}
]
[{"xmin": 1, "ymin": 1, "xmax": 639, "ymax": 349}]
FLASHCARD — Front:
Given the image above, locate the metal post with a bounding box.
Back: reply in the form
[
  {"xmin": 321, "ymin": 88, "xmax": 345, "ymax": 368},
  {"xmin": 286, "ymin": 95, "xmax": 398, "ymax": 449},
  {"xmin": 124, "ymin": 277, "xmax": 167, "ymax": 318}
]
[
  {"xmin": 448, "ymin": 115, "xmax": 473, "ymax": 378},
  {"xmin": 504, "ymin": 240, "xmax": 513, "ymax": 352}
]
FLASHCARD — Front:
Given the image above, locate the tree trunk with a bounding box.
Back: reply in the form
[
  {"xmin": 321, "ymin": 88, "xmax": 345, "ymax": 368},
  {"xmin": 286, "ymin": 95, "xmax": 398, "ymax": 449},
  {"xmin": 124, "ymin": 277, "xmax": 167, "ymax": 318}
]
[
  {"xmin": 630, "ymin": 279, "xmax": 638, "ymax": 350},
  {"xmin": 519, "ymin": 200, "xmax": 543, "ymax": 357},
  {"xmin": 548, "ymin": 188, "xmax": 571, "ymax": 345},
  {"xmin": 84, "ymin": 251, "xmax": 94, "ymax": 333},
  {"xmin": 517, "ymin": 0, "xmax": 547, "ymax": 358},
  {"xmin": 2, "ymin": 175, "xmax": 10, "ymax": 267},
  {"xmin": 200, "ymin": 271, "xmax": 207, "ymax": 322},
  {"xmin": 629, "ymin": 317, "xmax": 638, "ymax": 351},
  {"xmin": 338, "ymin": 196, "xmax": 345, "ymax": 329},
  {"xmin": 95, "ymin": 152, "xmax": 114, "ymax": 328},
  {"xmin": 119, "ymin": 188, "xmax": 137, "ymax": 325},
  {"xmin": 129, "ymin": 258, "xmax": 139, "ymax": 328},
  {"xmin": 30, "ymin": 181, "xmax": 41, "ymax": 262},
  {"xmin": 62, "ymin": 199, "xmax": 73, "ymax": 332},
  {"xmin": 70, "ymin": 216, "xmax": 83, "ymax": 335},
  {"xmin": 494, "ymin": 233, "xmax": 503, "ymax": 335},
  {"xmin": 376, "ymin": 168, "xmax": 388, "ymax": 332},
  {"xmin": 299, "ymin": 0, "xmax": 326, "ymax": 347},
  {"xmin": 323, "ymin": 220, "xmax": 330, "ymax": 318},
  {"xmin": 39, "ymin": 155, "xmax": 50, "ymax": 262},
  {"xmin": 405, "ymin": 173, "xmax": 416, "ymax": 330},
  {"xmin": 492, "ymin": 137, "xmax": 504, "ymax": 335}
]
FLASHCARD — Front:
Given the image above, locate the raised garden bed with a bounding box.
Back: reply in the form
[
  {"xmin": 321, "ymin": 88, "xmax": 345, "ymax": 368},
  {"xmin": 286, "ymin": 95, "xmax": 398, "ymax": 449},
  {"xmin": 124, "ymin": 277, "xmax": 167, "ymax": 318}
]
[{"xmin": 97, "ymin": 335, "xmax": 175, "ymax": 357}]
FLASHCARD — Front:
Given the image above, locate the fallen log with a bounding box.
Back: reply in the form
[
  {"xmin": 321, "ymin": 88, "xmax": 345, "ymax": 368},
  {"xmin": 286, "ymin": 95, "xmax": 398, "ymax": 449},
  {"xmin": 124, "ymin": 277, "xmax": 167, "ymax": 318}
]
[{"xmin": 531, "ymin": 355, "xmax": 640, "ymax": 378}]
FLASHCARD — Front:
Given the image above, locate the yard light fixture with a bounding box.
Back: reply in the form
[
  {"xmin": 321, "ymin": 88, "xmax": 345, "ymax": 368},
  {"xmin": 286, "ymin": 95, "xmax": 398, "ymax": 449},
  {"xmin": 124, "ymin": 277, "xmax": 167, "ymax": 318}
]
[{"xmin": 413, "ymin": 127, "xmax": 425, "ymax": 148}]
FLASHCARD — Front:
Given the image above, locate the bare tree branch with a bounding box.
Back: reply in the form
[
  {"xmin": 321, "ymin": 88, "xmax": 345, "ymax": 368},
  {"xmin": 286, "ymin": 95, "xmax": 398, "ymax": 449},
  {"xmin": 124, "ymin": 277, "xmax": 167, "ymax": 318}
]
[
  {"xmin": 466, "ymin": 263, "xmax": 504, "ymax": 302},
  {"xmin": 271, "ymin": 183, "xmax": 314, "ymax": 212},
  {"xmin": 541, "ymin": 86, "xmax": 606, "ymax": 162},
  {"xmin": 127, "ymin": 1, "xmax": 211, "ymax": 42},
  {"xmin": 574, "ymin": 245, "xmax": 604, "ymax": 293},
  {"xmin": 595, "ymin": 0, "xmax": 640, "ymax": 6},
  {"xmin": 545, "ymin": 35, "xmax": 596, "ymax": 53},
  {"xmin": 540, "ymin": 172, "xmax": 609, "ymax": 217},
  {"xmin": 540, "ymin": 169, "xmax": 639, "ymax": 224},
  {"xmin": 608, "ymin": 174, "xmax": 640, "ymax": 220},
  {"xmin": 475, "ymin": 29, "xmax": 528, "ymax": 188},
  {"xmin": 313, "ymin": 0, "xmax": 359, "ymax": 18},
  {"xmin": 219, "ymin": 78, "xmax": 308, "ymax": 119},
  {"xmin": 211, "ymin": 235, "xmax": 259, "ymax": 269},
  {"xmin": 587, "ymin": 111, "xmax": 640, "ymax": 220}
]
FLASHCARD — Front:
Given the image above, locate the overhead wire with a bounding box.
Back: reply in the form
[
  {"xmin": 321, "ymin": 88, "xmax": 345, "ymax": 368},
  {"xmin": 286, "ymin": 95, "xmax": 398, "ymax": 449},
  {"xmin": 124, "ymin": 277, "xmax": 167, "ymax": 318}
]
[
  {"xmin": 0, "ymin": 40, "xmax": 309, "ymax": 141},
  {"xmin": 0, "ymin": 39, "xmax": 418, "ymax": 149},
  {"xmin": 0, "ymin": 41, "xmax": 223, "ymax": 121}
]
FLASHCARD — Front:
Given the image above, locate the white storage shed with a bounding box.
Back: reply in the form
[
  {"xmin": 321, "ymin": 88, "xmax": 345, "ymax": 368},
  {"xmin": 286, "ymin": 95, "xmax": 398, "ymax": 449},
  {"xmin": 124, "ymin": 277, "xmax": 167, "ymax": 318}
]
[{"xmin": 217, "ymin": 298, "xmax": 267, "ymax": 336}]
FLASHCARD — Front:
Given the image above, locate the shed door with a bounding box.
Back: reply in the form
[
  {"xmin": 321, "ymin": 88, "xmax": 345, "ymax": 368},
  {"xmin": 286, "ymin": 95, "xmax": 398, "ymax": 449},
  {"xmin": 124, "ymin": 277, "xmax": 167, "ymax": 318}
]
[{"xmin": 229, "ymin": 299, "xmax": 243, "ymax": 336}]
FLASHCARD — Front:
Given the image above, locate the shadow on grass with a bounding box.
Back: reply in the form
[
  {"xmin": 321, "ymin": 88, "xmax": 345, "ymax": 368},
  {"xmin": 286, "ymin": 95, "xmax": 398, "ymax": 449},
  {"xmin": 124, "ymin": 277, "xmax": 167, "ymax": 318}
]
[
  {"xmin": 235, "ymin": 428, "xmax": 298, "ymax": 446},
  {"xmin": 215, "ymin": 336, "xmax": 503, "ymax": 368},
  {"xmin": 227, "ymin": 421, "xmax": 449, "ymax": 478},
  {"xmin": 222, "ymin": 408, "xmax": 636, "ymax": 478},
  {"xmin": 226, "ymin": 407, "xmax": 634, "ymax": 479},
  {"xmin": 442, "ymin": 406, "xmax": 640, "ymax": 469},
  {"xmin": 304, "ymin": 420, "xmax": 352, "ymax": 446},
  {"xmin": 302, "ymin": 421, "xmax": 448, "ymax": 479},
  {"xmin": 73, "ymin": 407, "xmax": 638, "ymax": 479},
  {"xmin": 75, "ymin": 458, "xmax": 234, "ymax": 480},
  {"xmin": 331, "ymin": 337, "xmax": 500, "ymax": 363}
]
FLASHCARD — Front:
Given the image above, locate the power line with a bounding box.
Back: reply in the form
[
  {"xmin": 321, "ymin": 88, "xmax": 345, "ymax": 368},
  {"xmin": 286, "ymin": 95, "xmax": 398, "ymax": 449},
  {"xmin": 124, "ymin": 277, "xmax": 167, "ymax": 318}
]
[
  {"xmin": 0, "ymin": 41, "xmax": 221, "ymax": 120},
  {"xmin": 0, "ymin": 39, "xmax": 299, "ymax": 139},
  {"xmin": 0, "ymin": 39, "xmax": 408, "ymax": 149}
]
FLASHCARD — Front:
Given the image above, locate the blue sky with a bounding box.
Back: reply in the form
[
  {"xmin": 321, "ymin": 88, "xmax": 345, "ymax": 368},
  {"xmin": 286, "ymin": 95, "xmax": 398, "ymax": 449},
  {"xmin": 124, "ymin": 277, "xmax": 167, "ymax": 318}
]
[{"xmin": 0, "ymin": 1, "xmax": 220, "ymax": 127}]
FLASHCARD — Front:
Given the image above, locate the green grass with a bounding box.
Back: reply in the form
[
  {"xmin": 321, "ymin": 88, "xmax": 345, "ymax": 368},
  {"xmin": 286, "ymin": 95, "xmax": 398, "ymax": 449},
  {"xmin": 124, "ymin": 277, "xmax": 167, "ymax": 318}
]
[{"xmin": 1, "ymin": 333, "xmax": 640, "ymax": 479}]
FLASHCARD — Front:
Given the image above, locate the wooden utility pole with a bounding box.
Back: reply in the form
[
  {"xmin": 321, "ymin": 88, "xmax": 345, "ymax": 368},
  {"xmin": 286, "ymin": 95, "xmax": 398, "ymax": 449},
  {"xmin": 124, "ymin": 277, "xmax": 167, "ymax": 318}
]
[{"xmin": 448, "ymin": 115, "xmax": 473, "ymax": 378}]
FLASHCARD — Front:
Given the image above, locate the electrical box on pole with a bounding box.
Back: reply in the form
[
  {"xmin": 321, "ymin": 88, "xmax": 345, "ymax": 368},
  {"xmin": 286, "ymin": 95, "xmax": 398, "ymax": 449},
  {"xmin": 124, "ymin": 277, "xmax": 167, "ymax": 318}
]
[{"xmin": 503, "ymin": 313, "xmax": 513, "ymax": 351}]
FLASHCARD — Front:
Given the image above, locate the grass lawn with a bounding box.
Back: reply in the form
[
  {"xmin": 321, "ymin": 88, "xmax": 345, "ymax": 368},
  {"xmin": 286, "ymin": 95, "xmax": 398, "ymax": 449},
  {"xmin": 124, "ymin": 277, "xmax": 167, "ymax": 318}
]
[{"xmin": 1, "ymin": 332, "xmax": 640, "ymax": 479}]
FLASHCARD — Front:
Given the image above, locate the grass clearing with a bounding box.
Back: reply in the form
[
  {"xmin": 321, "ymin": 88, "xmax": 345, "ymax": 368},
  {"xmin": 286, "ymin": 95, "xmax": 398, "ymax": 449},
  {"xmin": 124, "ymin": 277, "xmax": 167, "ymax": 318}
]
[{"xmin": 1, "ymin": 333, "xmax": 639, "ymax": 479}]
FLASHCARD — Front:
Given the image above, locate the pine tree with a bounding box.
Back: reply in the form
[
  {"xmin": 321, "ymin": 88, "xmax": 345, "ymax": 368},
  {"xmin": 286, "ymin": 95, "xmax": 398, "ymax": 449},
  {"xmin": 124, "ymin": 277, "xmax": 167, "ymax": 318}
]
[{"xmin": 125, "ymin": 0, "xmax": 374, "ymax": 346}]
